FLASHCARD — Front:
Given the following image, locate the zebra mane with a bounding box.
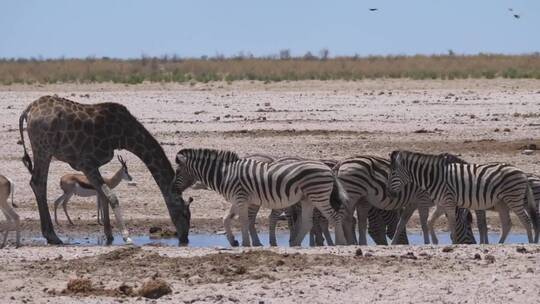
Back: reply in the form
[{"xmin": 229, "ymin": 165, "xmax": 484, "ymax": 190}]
[
  {"xmin": 440, "ymin": 153, "xmax": 469, "ymax": 164},
  {"xmin": 390, "ymin": 150, "xmax": 446, "ymax": 163},
  {"xmin": 178, "ymin": 148, "xmax": 240, "ymax": 164},
  {"xmin": 391, "ymin": 150, "xmax": 469, "ymax": 166}
]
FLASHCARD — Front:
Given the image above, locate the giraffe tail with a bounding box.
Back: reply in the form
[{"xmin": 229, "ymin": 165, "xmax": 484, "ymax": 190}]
[{"xmin": 19, "ymin": 107, "xmax": 33, "ymax": 174}]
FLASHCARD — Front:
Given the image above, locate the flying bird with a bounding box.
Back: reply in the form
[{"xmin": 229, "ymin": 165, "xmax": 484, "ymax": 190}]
[
  {"xmin": 508, "ymin": 8, "xmax": 513, "ymax": 12},
  {"xmin": 369, "ymin": 8, "xmax": 378, "ymax": 11},
  {"xmin": 513, "ymin": 14, "xmax": 520, "ymax": 19}
]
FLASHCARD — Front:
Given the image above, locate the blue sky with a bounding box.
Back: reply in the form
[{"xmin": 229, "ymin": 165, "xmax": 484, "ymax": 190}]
[{"xmin": 1, "ymin": 0, "xmax": 538, "ymax": 59}]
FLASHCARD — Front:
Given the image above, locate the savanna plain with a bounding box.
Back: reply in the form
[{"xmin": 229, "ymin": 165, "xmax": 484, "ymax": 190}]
[{"xmin": 0, "ymin": 79, "xmax": 539, "ymax": 303}]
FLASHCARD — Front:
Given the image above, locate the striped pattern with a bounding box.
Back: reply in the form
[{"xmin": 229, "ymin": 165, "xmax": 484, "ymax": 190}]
[
  {"xmin": 388, "ymin": 150, "xmax": 538, "ymax": 243},
  {"xmin": 336, "ymin": 156, "xmax": 433, "ymax": 245},
  {"xmin": 175, "ymin": 148, "xmax": 347, "ymax": 246}
]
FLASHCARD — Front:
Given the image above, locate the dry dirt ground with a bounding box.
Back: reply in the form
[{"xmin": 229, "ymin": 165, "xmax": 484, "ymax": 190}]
[{"xmin": 0, "ymin": 79, "xmax": 540, "ymax": 303}]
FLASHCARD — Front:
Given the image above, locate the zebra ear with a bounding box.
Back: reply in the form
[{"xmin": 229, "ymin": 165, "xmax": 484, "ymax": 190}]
[
  {"xmin": 390, "ymin": 151, "xmax": 400, "ymax": 163},
  {"xmin": 176, "ymin": 154, "xmax": 187, "ymax": 165}
]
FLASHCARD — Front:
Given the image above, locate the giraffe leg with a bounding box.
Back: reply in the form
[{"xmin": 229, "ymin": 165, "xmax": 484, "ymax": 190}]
[
  {"xmin": 30, "ymin": 154, "xmax": 62, "ymax": 245},
  {"xmin": 97, "ymin": 196, "xmax": 103, "ymax": 225},
  {"xmin": 83, "ymin": 168, "xmax": 131, "ymax": 245},
  {"xmin": 98, "ymin": 195, "xmax": 113, "ymax": 244}
]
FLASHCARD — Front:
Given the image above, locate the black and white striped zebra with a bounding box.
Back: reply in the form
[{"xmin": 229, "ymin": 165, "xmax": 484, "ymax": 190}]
[
  {"xmin": 388, "ymin": 150, "xmax": 538, "ymax": 243},
  {"xmin": 336, "ymin": 156, "xmax": 437, "ymax": 245},
  {"xmin": 174, "ymin": 148, "xmax": 348, "ymax": 246}
]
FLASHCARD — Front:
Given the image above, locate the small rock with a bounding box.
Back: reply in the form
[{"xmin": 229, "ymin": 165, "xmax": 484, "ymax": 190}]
[
  {"xmin": 276, "ymin": 260, "xmax": 285, "ymax": 266},
  {"xmin": 503, "ymin": 128, "xmax": 511, "ymax": 132},
  {"xmin": 522, "ymin": 149, "xmax": 534, "ymax": 155},
  {"xmin": 66, "ymin": 278, "xmax": 93, "ymax": 293},
  {"xmin": 401, "ymin": 252, "xmax": 417, "ymax": 260},
  {"xmin": 485, "ymin": 254, "xmax": 496, "ymax": 264},
  {"xmin": 149, "ymin": 227, "xmax": 162, "ymax": 234},
  {"xmin": 138, "ymin": 278, "xmax": 172, "ymax": 299},
  {"xmin": 442, "ymin": 246, "xmax": 454, "ymax": 253},
  {"xmin": 473, "ymin": 253, "xmax": 482, "ymax": 260},
  {"xmin": 355, "ymin": 248, "xmax": 363, "ymax": 256},
  {"xmin": 516, "ymin": 246, "xmax": 527, "ymax": 253},
  {"xmin": 526, "ymin": 268, "xmax": 534, "ymax": 273},
  {"xmin": 527, "ymin": 143, "xmax": 537, "ymax": 150}
]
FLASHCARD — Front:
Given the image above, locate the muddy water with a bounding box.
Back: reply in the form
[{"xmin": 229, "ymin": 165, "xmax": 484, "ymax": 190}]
[{"xmin": 30, "ymin": 232, "xmax": 531, "ymax": 247}]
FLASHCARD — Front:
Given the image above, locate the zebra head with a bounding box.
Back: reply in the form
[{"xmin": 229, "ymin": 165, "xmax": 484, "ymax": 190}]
[
  {"xmin": 174, "ymin": 152, "xmax": 197, "ymax": 192},
  {"xmin": 387, "ymin": 150, "xmax": 412, "ymax": 197}
]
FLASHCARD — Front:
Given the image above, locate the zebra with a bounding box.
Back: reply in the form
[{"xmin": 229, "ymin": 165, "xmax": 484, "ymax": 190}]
[
  {"xmin": 336, "ymin": 155, "xmax": 487, "ymax": 245},
  {"xmin": 174, "ymin": 148, "xmax": 348, "ymax": 246},
  {"xmin": 191, "ymin": 153, "xmax": 338, "ymax": 247},
  {"xmin": 205, "ymin": 153, "xmax": 337, "ymax": 247},
  {"xmin": 336, "ymin": 156, "xmax": 442, "ymax": 245},
  {"xmin": 453, "ymin": 208, "xmax": 477, "ymax": 244},
  {"xmin": 387, "ymin": 150, "xmax": 538, "ymax": 244}
]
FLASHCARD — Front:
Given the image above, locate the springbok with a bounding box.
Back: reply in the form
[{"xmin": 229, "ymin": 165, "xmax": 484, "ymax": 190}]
[
  {"xmin": 0, "ymin": 175, "xmax": 20, "ymax": 248},
  {"xmin": 53, "ymin": 156, "xmax": 133, "ymax": 226}
]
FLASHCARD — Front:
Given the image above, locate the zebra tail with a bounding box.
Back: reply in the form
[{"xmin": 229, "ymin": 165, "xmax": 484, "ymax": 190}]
[
  {"xmin": 330, "ymin": 176, "xmax": 349, "ymax": 212},
  {"xmin": 19, "ymin": 107, "xmax": 33, "ymax": 174},
  {"xmin": 526, "ymin": 183, "xmax": 539, "ymax": 243}
]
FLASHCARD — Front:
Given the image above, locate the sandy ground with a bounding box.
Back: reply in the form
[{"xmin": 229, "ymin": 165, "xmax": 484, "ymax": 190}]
[{"xmin": 0, "ymin": 79, "xmax": 540, "ymax": 303}]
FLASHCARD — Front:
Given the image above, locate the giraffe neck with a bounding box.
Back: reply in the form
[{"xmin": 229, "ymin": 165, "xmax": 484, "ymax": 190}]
[{"xmin": 120, "ymin": 119, "xmax": 174, "ymax": 198}]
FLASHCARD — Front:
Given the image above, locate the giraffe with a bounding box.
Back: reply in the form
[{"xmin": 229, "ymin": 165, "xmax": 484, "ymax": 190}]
[{"xmin": 19, "ymin": 95, "xmax": 191, "ymax": 245}]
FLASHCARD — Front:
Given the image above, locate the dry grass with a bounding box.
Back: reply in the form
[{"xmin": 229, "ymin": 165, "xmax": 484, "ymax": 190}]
[{"xmin": 1, "ymin": 54, "xmax": 540, "ymax": 84}]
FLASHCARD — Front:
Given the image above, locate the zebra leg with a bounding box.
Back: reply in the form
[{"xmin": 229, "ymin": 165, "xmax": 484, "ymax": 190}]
[
  {"xmin": 390, "ymin": 204, "xmax": 416, "ymax": 245},
  {"xmin": 442, "ymin": 205, "xmax": 458, "ymax": 244},
  {"xmin": 505, "ymin": 193, "xmax": 535, "ymax": 243},
  {"xmin": 342, "ymin": 201, "xmax": 358, "ymax": 245},
  {"xmin": 268, "ymin": 209, "xmax": 281, "ymax": 246},
  {"xmin": 418, "ymin": 206, "xmax": 431, "ymax": 244},
  {"xmin": 311, "ymin": 211, "xmax": 324, "ymax": 246},
  {"xmin": 321, "ymin": 216, "xmax": 334, "ymax": 246},
  {"xmin": 494, "ymin": 203, "xmax": 511, "ymax": 243},
  {"xmin": 428, "ymin": 205, "xmax": 445, "ymax": 245},
  {"xmin": 367, "ymin": 207, "xmax": 388, "ymax": 245},
  {"xmin": 247, "ymin": 204, "xmax": 262, "ymax": 246},
  {"xmin": 292, "ymin": 200, "xmax": 314, "ymax": 246},
  {"xmin": 355, "ymin": 200, "xmax": 370, "ymax": 245},
  {"xmin": 237, "ymin": 201, "xmax": 251, "ymax": 247},
  {"xmin": 475, "ymin": 210, "xmax": 488, "ymax": 244},
  {"xmin": 223, "ymin": 205, "xmax": 239, "ymax": 247},
  {"xmin": 286, "ymin": 206, "xmax": 301, "ymax": 247}
]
